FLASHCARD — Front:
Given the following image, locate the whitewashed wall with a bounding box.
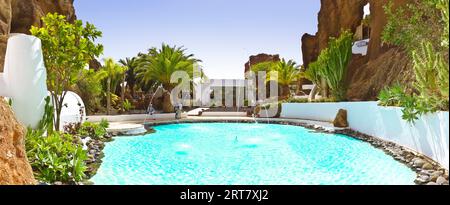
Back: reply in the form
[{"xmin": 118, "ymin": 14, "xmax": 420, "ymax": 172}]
[
  {"xmin": 0, "ymin": 34, "xmax": 48, "ymax": 129},
  {"xmin": 281, "ymin": 102, "xmax": 450, "ymax": 169}
]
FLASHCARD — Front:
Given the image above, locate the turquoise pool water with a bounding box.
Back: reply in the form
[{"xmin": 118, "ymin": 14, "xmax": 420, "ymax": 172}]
[{"xmin": 91, "ymin": 123, "xmax": 416, "ymax": 185}]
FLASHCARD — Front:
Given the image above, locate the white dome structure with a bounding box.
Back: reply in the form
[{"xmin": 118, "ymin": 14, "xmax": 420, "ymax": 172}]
[{"xmin": 58, "ymin": 91, "xmax": 87, "ymax": 131}]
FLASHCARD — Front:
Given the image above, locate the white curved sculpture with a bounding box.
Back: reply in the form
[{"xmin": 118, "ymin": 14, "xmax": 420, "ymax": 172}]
[
  {"xmin": 0, "ymin": 34, "xmax": 48, "ymax": 129},
  {"xmin": 58, "ymin": 91, "xmax": 86, "ymax": 130}
]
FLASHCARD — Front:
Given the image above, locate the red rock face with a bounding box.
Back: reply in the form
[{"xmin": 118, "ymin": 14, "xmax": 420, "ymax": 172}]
[
  {"xmin": 301, "ymin": 0, "xmax": 414, "ymax": 100},
  {"xmin": 1, "ymin": 0, "xmax": 76, "ymax": 71},
  {"xmin": 244, "ymin": 53, "xmax": 281, "ymax": 74},
  {"xmin": 0, "ymin": 100, "xmax": 36, "ymax": 185}
]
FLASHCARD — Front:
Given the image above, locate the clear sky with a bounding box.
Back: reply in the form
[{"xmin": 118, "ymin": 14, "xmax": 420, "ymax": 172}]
[{"xmin": 74, "ymin": 0, "xmax": 320, "ymax": 79}]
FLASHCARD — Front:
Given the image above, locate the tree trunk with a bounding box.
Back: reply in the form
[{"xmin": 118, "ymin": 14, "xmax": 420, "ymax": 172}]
[
  {"xmin": 55, "ymin": 107, "xmax": 61, "ymax": 132},
  {"xmin": 281, "ymin": 85, "xmax": 290, "ymax": 100},
  {"xmin": 107, "ymin": 77, "xmax": 111, "ymax": 115},
  {"xmin": 121, "ymin": 75, "xmax": 126, "ymax": 113},
  {"xmin": 162, "ymin": 91, "xmax": 174, "ymax": 113}
]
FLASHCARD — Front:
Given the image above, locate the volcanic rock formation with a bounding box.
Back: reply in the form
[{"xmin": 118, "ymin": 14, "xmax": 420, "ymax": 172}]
[
  {"xmin": 0, "ymin": 99, "xmax": 35, "ymax": 185},
  {"xmin": 301, "ymin": 0, "xmax": 413, "ymax": 100},
  {"xmin": 0, "ymin": 0, "xmax": 76, "ymax": 71},
  {"xmin": 244, "ymin": 53, "xmax": 281, "ymax": 74}
]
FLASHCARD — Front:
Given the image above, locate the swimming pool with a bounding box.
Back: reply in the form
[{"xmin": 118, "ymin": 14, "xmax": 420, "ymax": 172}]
[{"xmin": 91, "ymin": 123, "xmax": 417, "ymax": 185}]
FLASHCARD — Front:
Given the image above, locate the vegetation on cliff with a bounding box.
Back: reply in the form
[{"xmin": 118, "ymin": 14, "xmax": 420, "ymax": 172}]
[{"xmin": 380, "ymin": 0, "xmax": 449, "ymax": 122}]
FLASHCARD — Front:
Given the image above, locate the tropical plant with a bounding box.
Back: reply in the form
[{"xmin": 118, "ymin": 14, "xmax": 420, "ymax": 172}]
[
  {"xmin": 73, "ymin": 68, "xmax": 108, "ymax": 114},
  {"xmin": 378, "ymin": 84, "xmax": 408, "ymax": 107},
  {"xmin": 30, "ymin": 13, "xmax": 103, "ymax": 131},
  {"xmin": 382, "ymin": 0, "xmax": 445, "ymax": 53},
  {"xmin": 25, "ymin": 97, "xmax": 88, "ymax": 184},
  {"xmin": 26, "ymin": 129, "xmax": 88, "ymax": 183},
  {"xmin": 78, "ymin": 121, "xmax": 108, "ymax": 140},
  {"xmin": 251, "ymin": 59, "xmax": 301, "ymax": 98},
  {"xmin": 380, "ymin": 0, "xmax": 449, "ymax": 123},
  {"xmin": 411, "ymin": 42, "xmax": 449, "ymax": 112},
  {"xmin": 119, "ymin": 57, "xmax": 139, "ymax": 97},
  {"xmin": 269, "ymin": 59, "xmax": 301, "ymax": 98},
  {"xmin": 123, "ymin": 99, "xmax": 135, "ymax": 112},
  {"xmin": 313, "ymin": 30, "xmax": 353, "ymax": 101},
  {"xmin": 135, "ymin": 44, "xmax": 200, "ymax": 113},
  {"xmin": 101, "ymin": 58, "xmax": 127, "ymax": 115}
]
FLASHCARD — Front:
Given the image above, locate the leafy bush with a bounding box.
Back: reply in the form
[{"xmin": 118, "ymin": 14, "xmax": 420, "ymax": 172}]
[
  {"xmin": 378, "ymin": 84, "xmax": 408, "ymax": 107},
  {"xmin": 78, "ymin": 120, "xmax": 109, "ymax": 140},
  {"xmin": 123, "ymin": 99, "xmax": 135, "ymax": 112},
  {"xmin": 26, "ymin": 129, "xmax": 88, "ymax": 183},
  {"xmin": 74, "ymin": 69, "xmax": 107, "ymax": 114}
]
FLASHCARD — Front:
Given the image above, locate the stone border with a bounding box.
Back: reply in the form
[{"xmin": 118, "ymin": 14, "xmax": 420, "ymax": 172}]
[{"xmin": 142, "ymin": 119, "xmax": 449, "ymax": 185}]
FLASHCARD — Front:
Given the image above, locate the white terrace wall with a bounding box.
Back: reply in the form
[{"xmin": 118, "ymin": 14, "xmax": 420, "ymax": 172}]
[{"xmin": 281, "ymin": 102, "xmax": 450, "ymax": 169}]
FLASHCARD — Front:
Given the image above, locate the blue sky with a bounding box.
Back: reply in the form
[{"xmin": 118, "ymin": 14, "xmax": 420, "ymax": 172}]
[{"xmin": 74, "ymin": 0, "xmax": 320, "ymax": 79}]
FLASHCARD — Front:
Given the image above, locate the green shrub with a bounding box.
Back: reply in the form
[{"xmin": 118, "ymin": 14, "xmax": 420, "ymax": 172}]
[
  {"xmin": 123, "ymin": 99, "xmax": 135, "ymax": 112},
  {"xmin": 78, "ymin": 121, "xmax": 108, "ymax": 140},
  {"xmin": 26, "ymin": 129, "xmax": 88, "ymax": 183},
  {"xmin": 378, "ymin": 84, "xmax": 408, "ymax": 107}
]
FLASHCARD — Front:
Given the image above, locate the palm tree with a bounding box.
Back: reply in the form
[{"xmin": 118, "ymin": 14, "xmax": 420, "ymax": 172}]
[
  {"xmin": 135, "ymin": 44, "xmax": 200, "ymax": 113},
  {"xmin": 271, "ymin": 59, "xmax": 301, "ymax": 98},
  {"xmin": 119, "ymin": 57, "xmax": 138, "ymax": 97},
  {"xmin": 102, "ymin": 58, "xmax": 127, "ymax": 115},
  {"xmin": 251, "ymin": 59, "xmax": 301, "ymax": 99}
]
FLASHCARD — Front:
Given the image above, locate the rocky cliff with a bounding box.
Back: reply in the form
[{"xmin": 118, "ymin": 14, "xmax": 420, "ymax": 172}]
[
  {"xmin": 0, "ymin": 0, "xmax": 75, "ymax": 185},
  {"xmin": 0, "ymin": 0, "xmax": 76, "ymax": 71},
  {"xmin": 302, "ymin": 0, "xmax": 414, "ymax": 100},
  {"xmin": 0, "ymin": 99, "xmax": 35, "ymax": 185}
]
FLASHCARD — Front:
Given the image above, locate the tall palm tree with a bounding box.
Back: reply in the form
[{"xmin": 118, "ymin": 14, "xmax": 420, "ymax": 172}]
[
  {"xmin": 102, "ymin": 58, "xmax": 126, "ymax": 115},
  {"xmin": 119, "ymin": 57, "xmax": 138, "ymax": 97},
  {"xmin": 251, "ymin": 59, "xmax": 301, "ymax": 99},
  {"xmin": 135, "ymin": 44, "xmax": 200, "ymax": 113},
  {"xmin": 272, "ymin": 59, "xmax": 301, "ymax": 98}
]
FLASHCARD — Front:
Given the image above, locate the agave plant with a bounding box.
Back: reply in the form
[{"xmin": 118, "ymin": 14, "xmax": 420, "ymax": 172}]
[{"xmin": 135, "ymin": 44, "xmax": 200, "ymax": 113}]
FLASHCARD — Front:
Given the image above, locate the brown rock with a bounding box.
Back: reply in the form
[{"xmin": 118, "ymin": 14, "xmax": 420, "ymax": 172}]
[
  {"xmin": 422, "ymin": 163, "xmax": 434, "ymax": 170},
  {"xmin": 244, "ymin": 53, "xmax": 280, "ymax": 74},
  {"xmin": 333, "ymin": 109, "xmax": 349, "ymax": 128},
  {"xmin": 301, "ymin": 0, "xmax": 415, "ymax": 101},
  {"xmin": 301, "ymin": 33, "xmax": 319, "ymax": 68},
  {"xmin": 0, "ymin": 99, "xmax": 35, "ymax": 185},
  {"xmin": 0, "ymin": 0, "xmax": 76, "ymax": 71}
]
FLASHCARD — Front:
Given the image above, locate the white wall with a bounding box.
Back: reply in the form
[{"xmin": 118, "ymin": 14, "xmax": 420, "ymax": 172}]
[
  {"xmin": 281, "ymin": 102, "xmax": 450, "ymax": 169},
  {"xmin": 0, "ymin": 34, "xmax": 48, "ymax": 129}
]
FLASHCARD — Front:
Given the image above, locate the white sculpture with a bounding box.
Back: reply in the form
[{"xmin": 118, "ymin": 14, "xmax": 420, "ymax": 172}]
[
  {"xmin": 0, "ymin": 34, "xmax": 48, "ymax": 129},
  {"xmin": 58, "ymin": 91, "xmax": 86, "ymax": 131}
]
